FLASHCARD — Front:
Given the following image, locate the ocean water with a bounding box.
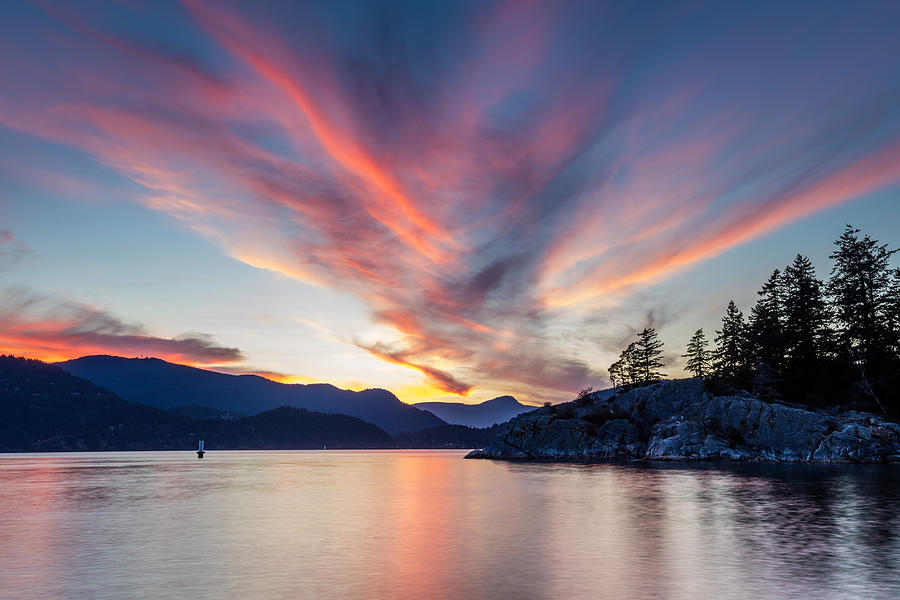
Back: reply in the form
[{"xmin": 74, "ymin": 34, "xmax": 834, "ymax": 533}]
[{"xmin": 0, "ymin": 450, "xmax": 898, "ymax": 600}]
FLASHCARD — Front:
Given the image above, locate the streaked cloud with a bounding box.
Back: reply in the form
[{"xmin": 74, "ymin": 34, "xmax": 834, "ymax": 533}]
[
  {"xmin": 357, "ymin": 341, "xmax": 472, "ymax": 396},
  {"xmin": 0, "ymin": 289, "xmax": 242, "ymax": 365},
  {"xmin": 1, "ymin": 1, "xmax": 899, "ymax": 402}
]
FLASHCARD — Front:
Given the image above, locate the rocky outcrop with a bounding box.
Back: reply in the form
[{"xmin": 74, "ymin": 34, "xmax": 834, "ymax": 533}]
[{"xmin": 465, "ymin": 380, "xmax": 900, "ymax": 463}]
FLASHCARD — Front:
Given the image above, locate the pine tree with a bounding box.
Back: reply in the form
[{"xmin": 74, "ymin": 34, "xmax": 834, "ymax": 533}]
[
  {"xmin": 622, "ymin": 342, "xmax": 641, "ymax": 388},
  {"xmin": 882, "ymin": 268, "xmax": 900, "ymax": 414},
  {"xmin": 748, "ymin": 270, "xmax": 786, "ymax": 397},
  {"xmin": 826, "ymin": 225, "xmax": 897, "ymax": 368},
  {"xmin": 610, "ymin": 342, "xmax": 638, "ymax": 391},
  {"xmin": 748, "ymin": 269, "xmax": 785, "ymax": 369},
  {"xmin": 635, "ymin": 328, "xmax": 665, "ymax": 385},
  {"xmin": 675, "ymin": 226, "xmax": 899, "ymax": 412},
  {"xmin": 682, "ymin": 328, "xmax": 711, "ymax": 378},
  {"xmin": 783, "ymin": 255, "xmax": 830, "ymax": 364},
  {"xmin": 609, "ymin": 330, "xmax": 665, "ymax": 390},
  {"xmin": 608, "ymin": 359, "xmax": 624, "ymax": 394},
  {"xmin": 782, "ymin": 254, "xmax": 832, "ymax": 402},
  {"xmin": 713, "ymin": 300, "xmax": 750, "ymax": 387},
  {"xmin": 887, "ymin": 268, "xmax": 900, "ymax": 356}
]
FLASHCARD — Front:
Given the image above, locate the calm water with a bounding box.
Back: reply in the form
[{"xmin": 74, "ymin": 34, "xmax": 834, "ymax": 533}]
[{"xmin": 1, "ymin": 451, "xmax": 898, "ymax": 600}]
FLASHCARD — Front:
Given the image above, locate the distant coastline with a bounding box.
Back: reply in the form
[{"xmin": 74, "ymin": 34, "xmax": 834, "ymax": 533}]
[{"xmin": 0, "ymin": 355, "xmax": 501, "ymax": 452}]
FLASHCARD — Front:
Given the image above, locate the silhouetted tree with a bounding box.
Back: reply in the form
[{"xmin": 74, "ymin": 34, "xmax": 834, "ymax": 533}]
[
  {"xmin": 749, "ymin": 270, "xmax": 785, "ymax": 367},
  {"xmin": 608, "ymin": 359, "xmax": 624, "ymax": 394},
  {"xmin": 883, "ymin": 268, "xmax": 900, "ymax": 414},
  {"xmin": 827, "ymin": 226, "xmax": 897, "ymax": 359},
  {"xmin": 782, "ymin": 254, "xmax": 832, "ymax": 402},
  {"xmin": 888, "ymin": 268, "xmax": 900, "ymax": 354},
  {"xmin": 609, "ymin": 331, "xmax": 665, "ymax": 390},
  {"xmin": 635, "ymin": 327, "xmax": 666, "ymax": 385},
  {"xmin": 747, "ymin": 270, "xmax": 786, "ymax": 398},
  {"xmin": 713, "ymin": 300, "xmax": 751, "ymax": 388},
  {"xmin": 623, "ymin": 341, "xmax": 641, "ymax": 387},
  {"xmin": 682, "ymin": 328, "xmax": 711, "ymax": 378},
  {"xmin": 678, "ymin": 226, "xmax": 899, "ymax": 413},
  {"xmin": 826, "ymin": 226, "xmax": 898, "ymax": 411}
]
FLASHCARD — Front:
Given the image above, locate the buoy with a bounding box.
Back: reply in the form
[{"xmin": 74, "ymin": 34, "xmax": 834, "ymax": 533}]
[{"xmin": 197, "ymin": 434, "xmax": 205, "ymax": 459}]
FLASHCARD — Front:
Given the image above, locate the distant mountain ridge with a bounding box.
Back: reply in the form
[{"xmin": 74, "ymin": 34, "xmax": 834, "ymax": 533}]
[
  {"xmin": 413, "ymin": 395, "xmax": 534, "ymax": 428},
  {"xmin": 56, "ymin": 355, "xmax": 446, "ymax": 435},
  {"xmin": 0, "ymin": 355, "xmax": 394, "ymax": 451}
]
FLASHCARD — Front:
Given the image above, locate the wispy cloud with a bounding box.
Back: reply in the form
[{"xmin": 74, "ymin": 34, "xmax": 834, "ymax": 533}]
[
  {"xmin": 1, "ymin": 1, "xmax": 899, "ymax": 401},
  {"xmin": 356, "ymin": 341, "xmax": 472, "ymax": 396},
  {"xmin": 0, "ymin": 288, "xmax": 242, "ymax": 365}
]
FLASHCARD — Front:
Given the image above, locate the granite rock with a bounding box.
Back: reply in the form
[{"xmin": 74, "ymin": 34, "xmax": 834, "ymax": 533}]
[{"xmin": 466, "ymin": 380, "xmax": 900, "ymax": 463}]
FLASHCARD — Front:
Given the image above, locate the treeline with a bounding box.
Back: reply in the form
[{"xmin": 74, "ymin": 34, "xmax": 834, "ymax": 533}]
[
  {"xmin": 394, "ymin": 423, "xmax": 504, "ymax": 449},
  {"xmin": 610, "ymin": 226, "xmax": 900, "ymax": 416}
]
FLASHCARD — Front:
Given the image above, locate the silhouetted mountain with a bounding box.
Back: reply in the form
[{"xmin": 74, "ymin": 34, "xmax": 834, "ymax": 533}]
[
  {"xmin": 212, "ymin": 407, "xmax": 394, "ymax": 449},
  {"xmin": 1, "ymin": 356, "xmax": 396, "ymax": 451},
  {"xmin": 412, "ymin": 395, "xmax": 533, "ymax": 428},
  {"xmin": 56, "ymin": 355, "xmax": 446, "ymax": 434},
  {"xmin": 1, "ymin": 355, "xmax": 196, "ymax": 451}
]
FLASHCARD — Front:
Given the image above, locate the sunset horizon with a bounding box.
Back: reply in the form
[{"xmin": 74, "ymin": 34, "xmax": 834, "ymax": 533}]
[
  {"xmin": 4, "ymin": 3, "xmax": 900, "ymax": 600},
  {"xmin": 3, "ymin": 2, "xmax": 900, "ymax": 407}
]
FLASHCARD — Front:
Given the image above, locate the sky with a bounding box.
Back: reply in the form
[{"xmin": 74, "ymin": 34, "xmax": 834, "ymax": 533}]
[{"xmin": 1, "ymin": 0, "xmax": 899, "ymax": 406}]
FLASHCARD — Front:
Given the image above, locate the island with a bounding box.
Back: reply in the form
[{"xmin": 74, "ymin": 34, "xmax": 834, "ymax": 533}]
[{"xmin": 466, "ymin": 379, "xmax": 900, "ymax": 463}]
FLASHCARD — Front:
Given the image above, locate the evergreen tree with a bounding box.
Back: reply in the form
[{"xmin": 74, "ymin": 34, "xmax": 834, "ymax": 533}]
[
  {"xmin": 622, "ymin": 341, "xmax": 641, "ymax": 388},
  {"xmin": 635, "ymin": 328, "xmax": 665, "ymax": 385},
  {"xmin": 682, "ymin": 328, "xmax": 711, "ymax": 378},
  {"xmin": 748, "ymin": 270, "xmax": 786, "ymax": 398},
  {"xmin": 887, "ymin": 268, "xmax": 900, "ymax": 356},
  {"xmin": 883, "ymin": 268, "xmax": 900, "ymax": 414},
  {"xmin": 610, "ymin": 342, "xmax": 639, "ymax": 391},
  {"xmin": 713, "ymin": 300, "xmax": 750, "ymax": 387},
  {"xmin": 608, "ymin": 359, "xmax": 624, "ymax": 394},
  {"xmin": 782, "ymin": 254, "xmax": 832, "ymax": 402},
  {"xmin": 748, "ymin": 269, "xmax": 785, "ymax": 369},
  {"xmin": 677, "ymin": 226, "xmax": 899, "ymax": 412},
  {"xmin": 783, "ymin": 255, "xmax": 830, "ymax": 363},
  {"xmin": 826, "ymin": 226, "xmax": 897, "ymax": 374},
  {"xmin": 609, "ymin": 330, "xmax": 665, "ymax": 390}
]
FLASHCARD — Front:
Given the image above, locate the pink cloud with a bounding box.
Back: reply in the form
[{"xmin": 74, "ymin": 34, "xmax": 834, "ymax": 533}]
[{"xmin": 2, "ymin": 1, "xmax": 898, "ymax": 402}]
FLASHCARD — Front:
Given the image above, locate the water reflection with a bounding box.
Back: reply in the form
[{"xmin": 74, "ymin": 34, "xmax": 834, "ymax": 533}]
[{"xmin": 0, "ymin": 452, "xmax": 897, "ymax": 600}]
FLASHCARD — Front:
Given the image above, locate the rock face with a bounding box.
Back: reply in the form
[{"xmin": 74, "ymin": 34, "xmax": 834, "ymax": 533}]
[{"xmin": 466, "ymin": 380, "xmax": 900, "ymax": 463}]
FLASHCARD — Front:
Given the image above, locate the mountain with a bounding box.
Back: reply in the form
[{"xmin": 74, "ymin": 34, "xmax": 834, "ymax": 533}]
[
  {"xmin": 0, "ymin": 355, "xmax": 395, "ymax": 451},
  {"xmin": 206, "ymin": 407, "xmax": 394, "ymax": 449},
  {"xmin": 56, "ymin": 355, "xmax": 446, "ymax": 434},
  {"xmin": 412, "ymin": 395, "xmax": 533, "ymax": 428},
  {"xmin": 1, "ymin": 355, "xmax": 195, "ymax": 451}
]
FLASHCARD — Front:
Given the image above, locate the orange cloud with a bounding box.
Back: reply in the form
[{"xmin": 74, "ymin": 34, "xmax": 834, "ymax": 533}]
[
  {"xmin": 0, "ymin": 290, "xmax": 242, "ymax": 366},
  {"xmin": 3, "ymin": 1, "xmax": 899, "ymax": 405},
  {"xmin": 357, "ymin": 341, "xmax": 472, "ymax": 396},
  {"xmin": 547, "ymin": 140, "xmax": 900, "ymax": 306}
]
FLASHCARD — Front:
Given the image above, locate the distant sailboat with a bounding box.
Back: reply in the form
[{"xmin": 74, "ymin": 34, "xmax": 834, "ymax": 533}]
[{"xmin": 197, "ymin": 435, "xmax": 205, "ymax": 459}]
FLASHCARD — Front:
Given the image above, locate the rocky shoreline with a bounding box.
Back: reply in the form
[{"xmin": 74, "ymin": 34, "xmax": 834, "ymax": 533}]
[{"xmin": 465, "ymin": 380, "xmax": 900, "ymax": 463}]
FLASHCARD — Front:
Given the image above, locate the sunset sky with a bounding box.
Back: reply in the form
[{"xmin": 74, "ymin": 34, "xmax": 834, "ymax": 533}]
[{"xmin": 1, "ymin": 0, "xmax": 899, "ymax": 405}]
